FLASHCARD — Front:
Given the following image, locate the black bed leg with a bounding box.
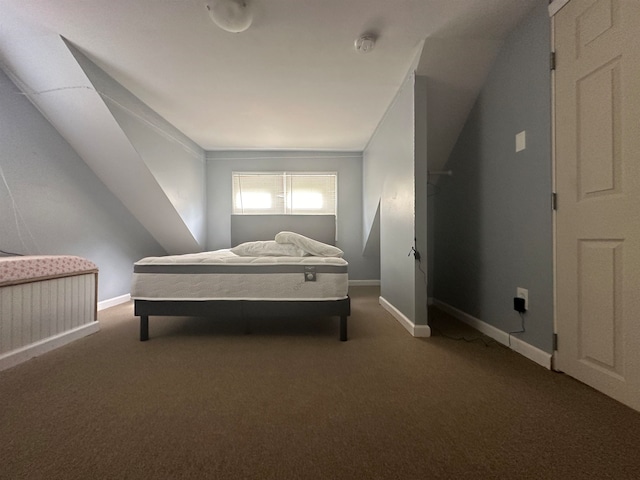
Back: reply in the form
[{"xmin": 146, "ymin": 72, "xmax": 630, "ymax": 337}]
[
  {"xmin": 340, "ymin": 316, "xmax": 347, "ymax": 342},
  {"xmin": 140, "ymin": 315, "xmax": 149, "ymax": 342}
]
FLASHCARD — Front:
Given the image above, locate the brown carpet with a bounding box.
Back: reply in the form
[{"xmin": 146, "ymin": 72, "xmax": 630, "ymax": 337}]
[{"xmin": 1, "ymin": 286, "xmax": 640, "ymax": 479}]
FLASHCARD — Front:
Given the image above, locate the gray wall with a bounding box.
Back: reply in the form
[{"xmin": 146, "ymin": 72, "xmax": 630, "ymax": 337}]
[
  {"xmin": 207, "ymin": 151, "xmax": 380, "ymax": 281},
  {"xmin": 414, "ymin": 76, "xmax": 428, "ymax": 325},
  {"xmin": 432, "ymin": 3, "xmax": 553, "ymax": 352},
  {"xmin": 0, "ymin": 69, "xmax": 165, "ymax": 301},
  {"xmin": 363, "ymin": 73, "xmax": 417, "ymax": 321},
  {"xmin": 69, "ymin": 45, "xmax": 207, "ymax": 246}
]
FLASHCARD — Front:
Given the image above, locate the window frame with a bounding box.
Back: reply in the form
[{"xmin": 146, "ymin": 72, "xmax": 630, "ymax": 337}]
[{"xmin": 231, "ymin": 171, "xmax": 338, "ymax": 216}]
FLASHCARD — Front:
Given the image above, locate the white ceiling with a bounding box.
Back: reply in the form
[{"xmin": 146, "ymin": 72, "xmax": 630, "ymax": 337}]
[{"xmin": 0, "ymin": 0, "xmax": 539, "ymax": 152}]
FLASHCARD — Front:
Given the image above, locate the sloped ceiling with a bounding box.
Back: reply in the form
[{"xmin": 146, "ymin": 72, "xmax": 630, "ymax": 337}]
[
  {"xmin": 0, "ymin": 0, "xmax": 538, "ymax": 253},
  {"xmin": 0, "ymin": 32, "xmax": 203, "ymax": 254},
  {"xmin": 0, "ymin": 0, "xmax": 538, "ymax": 155}
]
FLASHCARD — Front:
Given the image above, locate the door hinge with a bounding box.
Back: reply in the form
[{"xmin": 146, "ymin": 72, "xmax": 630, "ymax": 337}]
[
  {"xmin": 553, "ymin": 333, "xmax": 558, "ymax": 351},
  {"xmin": 552, "ymin": 192, "xmax": 557, "ymax": 211},
  {"xmin": 550, "ymin": 51, "xmax": 556, "ymax": 71}
]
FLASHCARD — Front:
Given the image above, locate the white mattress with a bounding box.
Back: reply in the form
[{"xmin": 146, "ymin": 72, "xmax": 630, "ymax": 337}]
[{"xmin": 131, "ymin": 250, "xmax": 348, "ymax": 301}]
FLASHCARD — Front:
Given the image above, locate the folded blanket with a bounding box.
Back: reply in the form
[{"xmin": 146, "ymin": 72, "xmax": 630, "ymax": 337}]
[
  {"xmin": 275, "ymin": 231, "xmax": 343, "ymax": 258},
  {"xmin": 230, "ymin": 240, "xmax": 306, "ymax": 257}
]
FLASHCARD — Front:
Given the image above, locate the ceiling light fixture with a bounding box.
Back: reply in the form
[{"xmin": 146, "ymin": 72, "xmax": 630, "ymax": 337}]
[
  {"xmin": 354, "ymin": 34, "xmax": 376, "ymax": 54},
  {"xmin": 206, "ymin": 0, "xmax": 253, "ymax": 33}
]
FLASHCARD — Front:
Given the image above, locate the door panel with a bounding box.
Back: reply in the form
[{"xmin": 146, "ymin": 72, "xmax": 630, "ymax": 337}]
[
  {"xmin": 555, "ymin": 0, "xmax": 640, "ymax": 411},
  {"xmin": 577, "ymin": 59, "xmax": 620, "ymax": 198},
  {"xmin": 577, "ymin": 239, "xmax": 623, "ymax": 376}
]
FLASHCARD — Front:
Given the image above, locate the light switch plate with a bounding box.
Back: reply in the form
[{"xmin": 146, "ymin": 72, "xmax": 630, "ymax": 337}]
[{"xmin": 516, "ymin": 131, "xmax": 526, "ymax": 152}]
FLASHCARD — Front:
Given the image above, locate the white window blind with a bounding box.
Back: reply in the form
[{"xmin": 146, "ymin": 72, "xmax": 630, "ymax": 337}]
[{"xmin": 232, "ymin": 172, "xmax": 337, "ymax": 215}]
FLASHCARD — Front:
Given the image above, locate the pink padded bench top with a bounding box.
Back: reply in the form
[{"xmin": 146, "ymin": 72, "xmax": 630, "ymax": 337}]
[{"xmin": 0, "ymin": 255, "xmax": 98, "ymax": 287}]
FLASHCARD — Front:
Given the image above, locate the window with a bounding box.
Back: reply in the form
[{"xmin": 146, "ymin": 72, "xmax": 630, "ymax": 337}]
[{"xmin": 232, "ymin": 172, "xmax": 337, "ymax": 215}]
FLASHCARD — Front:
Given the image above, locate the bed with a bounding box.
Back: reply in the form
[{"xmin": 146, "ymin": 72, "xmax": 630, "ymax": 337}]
[{"xmin": 131, "ymin": 221, "xmax": 350, "ymax": 341}]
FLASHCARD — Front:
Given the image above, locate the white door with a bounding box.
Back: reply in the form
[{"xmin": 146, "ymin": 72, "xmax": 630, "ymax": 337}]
[{"xmin": 554, "ymin": 0, "xmax": 640, "ymax": 411}]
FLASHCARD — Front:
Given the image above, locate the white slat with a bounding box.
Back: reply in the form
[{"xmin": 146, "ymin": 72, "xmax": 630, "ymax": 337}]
[{"xmin": 0, "ymin": 274, "xmax": 97, "ymax": 356}]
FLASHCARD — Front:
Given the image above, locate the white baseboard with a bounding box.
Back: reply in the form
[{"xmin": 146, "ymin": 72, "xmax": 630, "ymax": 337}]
[
  {"xmin": 349, "ymin": 280, "xmax": 381, "ymax": 287},
  {"xmin": 98, "ymin": 293, "xmax": 131, "ymax": 311},
  {"xmin": 0, "ymin": 322, "xmax": 100, "ymax": 372},
  {"xmin": 433, "ymin": 299, "xmax": 552, "ymax": 369},
  {"xmin": 379, "ymin": 296, "xmax": 431, "ymax": 337}
]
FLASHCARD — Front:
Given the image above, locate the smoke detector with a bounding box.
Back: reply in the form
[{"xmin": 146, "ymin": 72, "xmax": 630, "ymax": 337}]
[{"xmin": 354, "ymin": 35, "xmax": 376, "ymax": 54}]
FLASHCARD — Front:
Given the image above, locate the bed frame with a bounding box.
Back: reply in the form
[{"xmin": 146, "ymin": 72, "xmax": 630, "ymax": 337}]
[
  {"xmin": 134, "ymin": 215, "xmax": 351, "ymax": 341},
  {"xmin": 135, "ymin": 297, "xmax": 350, "ymax": 341}
]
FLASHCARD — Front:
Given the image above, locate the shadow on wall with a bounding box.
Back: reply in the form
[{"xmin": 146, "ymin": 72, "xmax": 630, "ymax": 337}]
[
  {"xmin": 432, "ymin": 110, "xmax": 485, "ymax": 319},
  {"xmin": 363, "ymin": 201, "xmax": 380, "ymax": 257}
]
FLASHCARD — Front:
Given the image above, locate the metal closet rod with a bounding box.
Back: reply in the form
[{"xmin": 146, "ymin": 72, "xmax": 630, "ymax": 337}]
[{"xmin": 427, "ymin": 170, "xmax": 453, "ymax": 176}]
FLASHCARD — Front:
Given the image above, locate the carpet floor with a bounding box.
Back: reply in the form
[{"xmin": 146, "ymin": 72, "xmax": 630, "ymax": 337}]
[{"xmin": 1, "ymin": 286, "xmax": 640, "ymax": 479}]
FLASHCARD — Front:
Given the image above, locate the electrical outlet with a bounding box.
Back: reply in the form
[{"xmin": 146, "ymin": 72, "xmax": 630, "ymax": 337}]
[{"xmin": 516, "ymin": 287, "xmax": 529, "ymax": 311}]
